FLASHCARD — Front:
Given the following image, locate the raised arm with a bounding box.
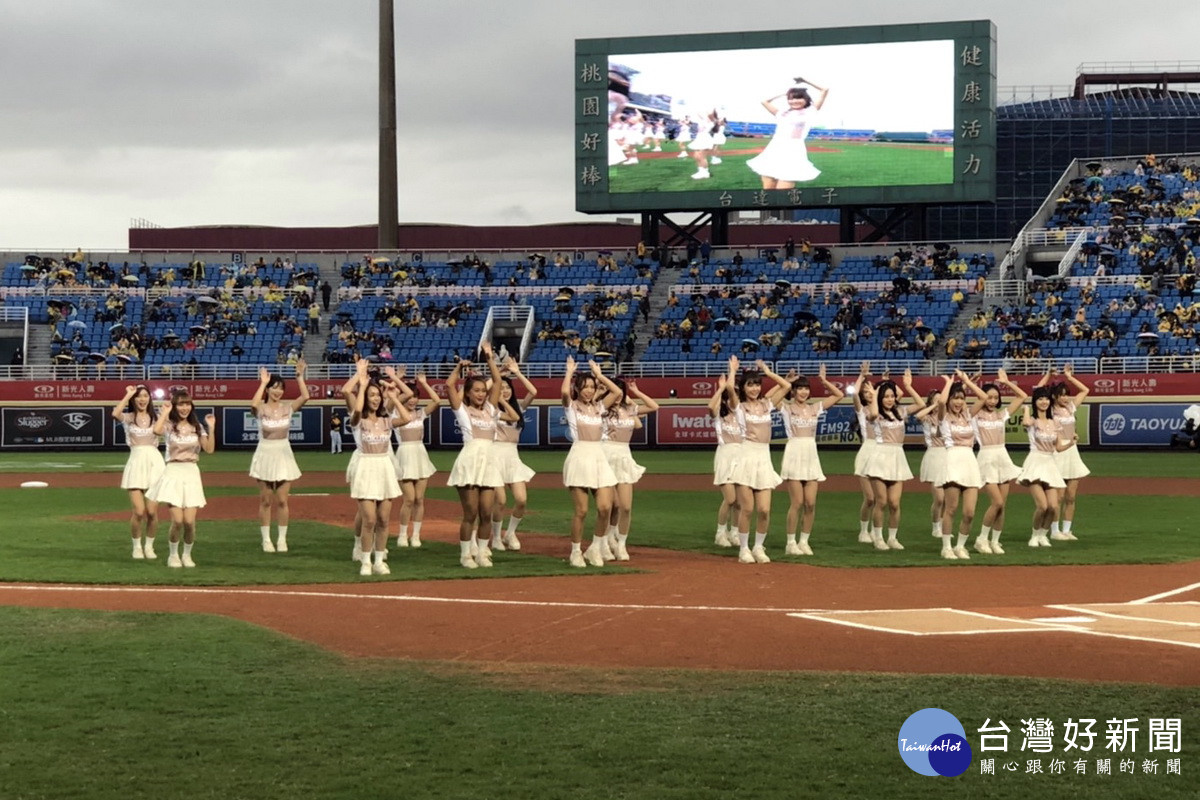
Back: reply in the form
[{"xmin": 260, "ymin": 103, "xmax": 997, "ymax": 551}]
[
  {"xmin": 801, "ymin": 79, "xmax": 830, "ymax": 110},
  {"xmin": 482, "ymin": 342, "xmax": 503, "ymax": 407},
  {"xmin": 627, "ymin": 379, "xmax": 659, "ymax": 415},
  {"xmin": 816, "ymin": 363, "xmax": 845, "ymax": 411},
  {"xmin": 415, "ymin": 372, "xmax": 441, "ymax": 415},
  {"xmin": 291, "ymin": 358, "xmax": 309, "ymax": 412},
  {"xmin": 859, "ymin": 381, "xmax": 878, "ymax": 420},
  {"xmin": 955, "ymin": 368, "xmax": 988, "ymax": 409},
  {"xmin": 497, "ymin": 397, "xmax": 521, "ymax": 424},
  {"xmin": 1034, "ymin": 367, "xmax": 1053, "ymax": 389},
  {"xmin": 348, "ymin": 359, "xmax": 369, "ymax": 425},
  {"xmin": 725, "ymin": 356, "xmax": 741, "ymax": 410},
  {"xmin": 385, "ymin": 383, "xmax": 413, "ymax": 426},
  {"xmin": 1062, "ymin": 363, "xmax": 1089, "ymax": 406},
  {"xmin": 591, "ymin": 360, "xmax": 623, "ymax": 410},
  {"xmin": 201, "ymin": 413, "xmax": 216, "ymax": 454},
  {"xmin": 505, "ymin": 358, "xmax": 539, "ymax": 411},
  {"xmin": 340, "ymin": 371, "xmax": 362, "ymax": 413},
  {"xmin": 901, "ymin": 368, "xmax": 925, "ymax": 409},
  {"xmin": 250, "ymin": 366, "xmax": 270, "ymax": 416},
  {"xmin": 446, "ymin": 358, "xmax": 467, "ymax": 410},
  {"xmin": 852, "ymin": 360, "xmax": 871, "ymax": 412},
  {"xmin": 112, "ymin": 385, "xmax": 136, "ymax": 422},
  {"xmin": 561, "ymin": 355, "xmax": 576, "ymax": 408},
  {"xmin": 759, "ymin": 360, "xmax": 791, "ymax": 406},
  {"xmin": 708, "ymin": 375, "xmax": 728, "ymax": 418},
  {"xmin": 152, "ymin": 398, "xmax": 172, "ymax": 436},
  {"xmin": 997, "ymin": 368, "xmax": 1028, "ymax": 417}
]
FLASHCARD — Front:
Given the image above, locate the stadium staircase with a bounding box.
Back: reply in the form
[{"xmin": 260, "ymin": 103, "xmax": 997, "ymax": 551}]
[
  {"xmin": 939, "ymin": 261, "xmax": 1006, "ymax": 352},
  {"xmin": 305, "ymin": 259, "xmax": 342, "ymax": 365},
  {"xmin": 25, "ymin": 320, "xmax": 53, "ymax": 367},
  {"xmin": 630, "ymin": 258, "xmax": 680, "ymax": 361}
]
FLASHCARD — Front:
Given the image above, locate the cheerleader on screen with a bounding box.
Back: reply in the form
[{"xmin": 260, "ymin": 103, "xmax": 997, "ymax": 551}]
[
  {"xmin": 766, "ymin": 363, "xmax": 843, "ymax": 556},
  {"xmin": 971, "ymin": 369, "xmax": 1026, "ymax": 555},
  {"xmin": 248, "ymin": 359, "xmax": 308, "ymax": 554},
  {"xmin": 112, "ymin": 384, "xmax": 165, "ymax": 559},
  {"xmin": 746, "ymin": 77, "xmax": 829, "ymax": 189},
  {"xmin": 147, "ymin": 390, "xmax": 215, "ymax": 568}
]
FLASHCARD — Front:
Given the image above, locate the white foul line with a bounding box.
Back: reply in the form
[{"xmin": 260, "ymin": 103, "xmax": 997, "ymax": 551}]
[
  {"xmin": 0, "ymin": 583, "xmax": 817, "ymax": 615},
  {"xmin": 1128, "ymin": 582, "xmax": 1200, "ymax": 605}
]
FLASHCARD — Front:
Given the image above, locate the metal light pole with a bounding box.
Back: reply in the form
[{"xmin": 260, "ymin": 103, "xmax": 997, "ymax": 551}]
[{"xmin": 378, "ymin": 0, "xmax": 399, "ymax": 250}]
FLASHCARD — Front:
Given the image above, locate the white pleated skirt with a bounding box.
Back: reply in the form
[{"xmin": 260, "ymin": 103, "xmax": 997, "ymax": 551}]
[
  {"xmin": 121, "ymin": 445, "xmax": 165, "ymax": 491},
  {"xmin": 977, "ymin": 445, "xmax": 1021, "ymax": 484},
  {"xmin": 1054, "ymin": 445, "xmax": 1091, "ymax": 480},
  {"xmin": 447, "ymin": 439, "xmax": 502, "ymax": 488},
  {"xmin": 1017, "ymin": 450, "xmax": 1066, "ymax": 489},
  {"xmin": 350, "ymin": 452, "xmax": 401, "ymax": 500},
  {"xmin": 345, "ymin": 449, "xmax": 361, "ymax": 485},
  {"xmin": 249, "ymin": 438, "xmax": 302, "ymax": 483},
  {"xmin": 562, "ymin": 440, "xmax": 617, "ymax": 489},
  {"xmin": 780, "ymin": 437, "xmax": 825, "ymax": 482},
  {"xmin": 918, "ymin": 446, "xmax": 945, "ymax": 485},
  {"xmin": 148, "ymin": 461, "xmax": 206, "ymax": 509},
  {"xmin": 864, "ymin": 443, "xmax": 914, "ymax": 482},
  {"xmin": 853, "ymin": 438, "xmax": 877, "ymax": 477},
  {"xmin": 938, "ymin": 446, "xmax": 984, "ymax": 489},
  {"xmin": 394, "ymin": 440, "xmax": 438, "ymax": 482},
  {"xmin": 603, "ymin": 440, "xmax": 646, "ymax": 485},
  {"xmin": 731, "ymin": 441, "xmax": 782, "ymax": 491},
  {"xmin": 713, "ymin": 442, "xmax": 742, "ymax": 486},
  {"xmin": 491, "ymin": 441, "xmax": 535, "ymax": 485}
]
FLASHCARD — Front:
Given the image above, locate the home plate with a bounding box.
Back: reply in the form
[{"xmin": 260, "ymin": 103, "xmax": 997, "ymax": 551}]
[{"xmin": 1031, "ymin": 615, "xmax": 1096, "ymax": 623}]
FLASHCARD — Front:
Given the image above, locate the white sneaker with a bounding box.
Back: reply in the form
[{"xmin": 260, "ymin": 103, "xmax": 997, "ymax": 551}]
[
  {"xmin": 873, "ymin": 538, "xmax": 890, "ymax": 551},
  {"xmin": 652, "ymin": 146, "xmax": 662, "ymax": 151},
  {"xmin": 1062, "ymin": 531, "xmax": 1078, "ymax": 541},
  {"xmin": 715, "ymin": 531, "xmax": 732, "ymax": 547},
  {"xmin": 622, "ymin": 157, "xmax": 639, "ymax": 165},
  {"xmin": 143, "ymin": 542, "xmax": 157, "ymax": 560},
  {"xmin": 584, "ymin": 544, "xmax": 605, "ymax": 567},
  {"xmin": 991, "ymin": 542, "xmax": 1005, "ymax": 555},
  {"xmin": 932, "ymin": 529, "xmax": 943, "ymax": 538},
  {"xmin": 410, "ymin": 534, "xmax": 422, "ymax": 548},
  {"xmin": 738, "ymin": 547, "xmax": 755, "ymax": 564},
  {"xmin": 1049, "ymin": 531, "xmax": 1072, "ymax": 541},
  {"xmin": 476, "ymin": 546, "xmax": 494, "ymax": 568},
  {"xmin": 182, "ymin": 553, "xmax": 196, "ymax": 568},
  {"xmin": 395, "ymin": 535, "xmax": 410, "ymax": 548},
  {"xmin": 372, "ymin": 561, "xmax": 391, "ymax": 576},
  {"xmin": 167, "ymin": 554, "xmax": 183, "ymax": 569},
  {"xmin": 857, "ymin": 532, "xmax": 873, "ymax": 544},
  {"xmin": 751, "ymin": 546, "xmax": 771, "ymax": 564},
  {"xmin": 615, "ymin": 541, "xmax": 630, "ymax": 561},
  {"xmin": 888, "ymin": 539, "xmax": 905, "ymax": 551},
  {"xmin": 568, "ymin": 550, "xmax": 586, "ymax": 568},
  {"xmin": 276, "ymin": 538, "xmax": 288, "ymax": 553},
  {"xmin": 460, "ymin": 554, "xmax": 478, "ymax": 570},
  {"xmin": 598, "ymin": 537, "xmax": 615, "ymax": 562},
  {"xmin": 677, "ymin": 151, "xmax": 688, "ymax": 159},
  {"xmin": 1039, "ymin": 534, "xmax": 1053, "ymax": 547},
  {"xmin": 1028, "ymin": 535, "xmax": 1042, "ymax": 548},
  {"xmin": 492, "ymin": 537, "xmax": 506, "ymax": 552},
  {"xmin": 710, "ymin": 156, "xmax": 723, "ymax": 165},
  {"xmin": 606, "ymin": 531, "xmax": 619, "ymax": 555},
  {"xmin": 953, "ymin": 546, "xmax": 970, "ymax": 560},
  {"xmin": 784, "ymin": 541, "xmax": 802, "ymax": 556},
  {"xmin": 352, "ymin": 540, "xmax": 363, "ymax": 561},
  {"xmin": 359, "ymin": 558, "xmax": 372, "ymax": 576},
  {"xmin": 132, "ymin": 545, "xmax": 145, "ymax": 560},
  {"xmin": 798, "ymin": 542, "xmax": 813, "ymax": 556},
  {"xmin": 503, "ymin": 532, "xmax": 521, "ymax": 551},
  {"xmin": 941, "ymin": 547, "xmax": 958, "ymax": 560},
  {"xmin": 974, "ymin": 539, "xmax": 993, "ymax": 555},
  {"xmin": 262, "ymin": 539, "xmax": 275, "ymax": 553},
  {"xmin": 690, "ymin": 169, "xmax": 710, "ymax": 180}
]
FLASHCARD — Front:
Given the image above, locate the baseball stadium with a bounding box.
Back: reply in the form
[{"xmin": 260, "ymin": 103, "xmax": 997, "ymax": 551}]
[{"xmin": 1, "ymin": 12, "xmax": 1197, "ymax": 800}]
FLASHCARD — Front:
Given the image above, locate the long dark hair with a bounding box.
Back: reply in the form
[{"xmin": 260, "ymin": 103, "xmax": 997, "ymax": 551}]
[
  {"xmin": 605, "ymin": 377, "xmax": 631, "ymax": 419},
  {"xmin": 361, "ymin": 380, "xmax": 386, "ymax": 420},
  {"xmin": 125, "ymin": 385, "xmax": 157, "ymax": 424},
  {"xmin": 265, "ymin": 374, "xmax": 285, "ymax": 393},
  {"xmin": 500, "ymin": 376, "xmax": 525, "ymax": 430},
  {"xmin": 737, "ymin": 370, "xmax": 763, "ymax": 403},
  {"xmin": 462, "ymin": 374, "xmax": 489, "ymax": 409},
  {"xmin": 980, "ymin": 382, "xmax": 1000, "ymax": 408},
  {"xmin": 1031, "ymin": 386, "xmax": 1055, "ymax": 420},
  {"xmin": 783, "ymin": 375, "xmax": 809, "ymax": 402},
  {"xmin": 167, "ymin": 389, "xmax": 201, "ymax": 432},
  {"xmin": 875, "ymin": 380, "xmax": 902, "ymax": 422},
  {"xmin": 570, "ymin": 372, "xmax": 596, "ymax": 402}
]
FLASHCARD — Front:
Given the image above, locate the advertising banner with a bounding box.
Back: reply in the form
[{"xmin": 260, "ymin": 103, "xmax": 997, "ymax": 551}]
[
  {"xmin": 548, "ymin": 406, "xmax": 649, "ymax": 445},
  {"xmin": 220, "ymin": 406, "xmax": 324, "ymax": 447},
  {"xmin": 112, "ymin": 406, "xmax": 215, "ymax": 446},
  {"xmin": 3, "ymin": 407, "xmax": 105, "ymax": 448},
  {"xmin": 1097, "ymin": 403, "xmax": 1192, "ymax": 446},
  {"xmin": 439, "ymin": 406, "xmax": 541, "ymax": 446}
]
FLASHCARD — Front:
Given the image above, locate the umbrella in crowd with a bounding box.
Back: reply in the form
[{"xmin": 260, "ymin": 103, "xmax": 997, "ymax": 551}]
[
  {"xmin": 121, "ymin": 274, "xmax": 139, "ymax": 283},
  {"xmin": 195, "ymin": 295, "xmax": 221, "ymax": 306},
  {"xmin": 109, "ymin": 323, "xmax": 125, "ymax": 332},
  {"xmin": 67, "ymin": 320, "xmax": 87, "ymax": 329},
  {"xmin": 19, "ymin": 264, "xmax": 37, "ymax": 272},
  {"xmin": 775, "ymin": 279, "xmax": 791, "ymax": 288},
  {"xmin": 371, "ymin": 257, "xmax": 391, "ymax": 265},
  {"xmin": 115, "ymin": 354, "xmax": 135, "ymax": 364},
  {"xmin": 741, "ymin": 339, "xmax": 760, "ymax": 350},
  {"xmin": 190, "ymin": 325, "xmax": 209, "ymax": 334},
  {"xmin": 816, "ymin": 332, "xmax": 840, "ymax": 341},
  {"xmin": 87, "ymin": 352, "xmax": 106, "ymax": 362}
]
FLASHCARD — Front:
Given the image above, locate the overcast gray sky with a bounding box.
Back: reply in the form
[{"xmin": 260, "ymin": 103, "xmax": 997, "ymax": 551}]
[{"xmin": 1, "ymin": 0, "xmax": 1192, "ymax": 249}]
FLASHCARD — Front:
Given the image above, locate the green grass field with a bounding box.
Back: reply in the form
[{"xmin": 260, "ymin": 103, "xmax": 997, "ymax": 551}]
[
  {"xmin": 0, "ymin": 448, "xmax": 1196, "ymax": 798},
  {"xmin": 608, "ymin": 138, "xmax": 953, "ymax": 193}
]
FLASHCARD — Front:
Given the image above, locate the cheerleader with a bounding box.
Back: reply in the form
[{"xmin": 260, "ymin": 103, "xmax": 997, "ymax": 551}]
[
  {"xmin": 688, "ymin": 109, "xmax": 721, "ymax": 180},
  {"xmin": 971, "ymin": 369, "xmax": 1026, "ymax": 555},
  {"xmin": 446, "ymin": 343, "xmax": 506, "ymax": 569},
  {"xmin": 147, "ymin": 390, "xmax": 215, "ymax": 568},
  {"xmin": 861, "ymin": 369, "xmax": 925, "ymax": 551},
  {"xmin": 709, "ymin": 115, "xmax": 728, "ymax": 165},
  {"xmin": 111, "ymin": 384, "xmax": 165, "ymax": 559},
  {"xmin": 674, "ymin": 116, "xmax": 693, "ymax": 158},
  {"xmin": 650, "ymin": 119, "xmax": 665, "ymax": 152},
  {"xmin": 248, "ymin": 359, "xmax": 308, "ymax": 553},
  {"xmin": 561, "ymin": 356, "xmax": 621, "ymax": 568},
  {"xmin": 850, "ymin": 362, "xmax": 877, "ymax": 544},
  {"xmin": 1016, "ymin": 387, "xmax": 1076, "ymax": 547},
  {"xmin": 726, "ymin": 357, "xmax": 782, "ymax": 564},
  {"xmin": 1042, "ymin": 366, "xmax": 1091, "ymax": 541},
  {"xmin": 389, "ymin": 368, "xmax": 439, "ymax": 549},
  {"xmin": 348, "ymin": 360, "xmax": 411, "ymax": 576},
  {"xmin": 746, "ymin": 78, "xmax": 829, "ymax": 189},
  {"xmin": 767, "ymin": 363, "xmax": 843, "ymax": 556},
  {"xmin": 489, "ymin": 358, "xmax": 537, "ymax": 552},
  {"xmin": 600, "ymin": 378, "xmax": 659, "ymax": 562},
  {"xmin": 340, "ymin": 370, "xmax": 367, "ymax": 562},
  {"xmin": 914, "ymin": 389, "xmax": 946, "ymax": 542},
  {"xmin": 708, "ymin": 373, "xmax": 742, "ymax": 548},
  {"xmin": 936, "ymin": 373, "xmax": 986, "ymax": 560}
]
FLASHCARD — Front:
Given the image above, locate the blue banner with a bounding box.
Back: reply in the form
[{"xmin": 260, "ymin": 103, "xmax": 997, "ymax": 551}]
[
  {"xmin": 548, "ymin": 406, "xmax": 648, "ymax": 445},
  {"xmin": 439, "ymin": 406, "xmax": 540, "ymax": 446},
  {"xmin": 1098, "ymin": 403, "xmax": 1191, "ymax": 446},
  {"xmin": 221, "ymin": 406, "xmax": 324, "ymax": 447}
]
